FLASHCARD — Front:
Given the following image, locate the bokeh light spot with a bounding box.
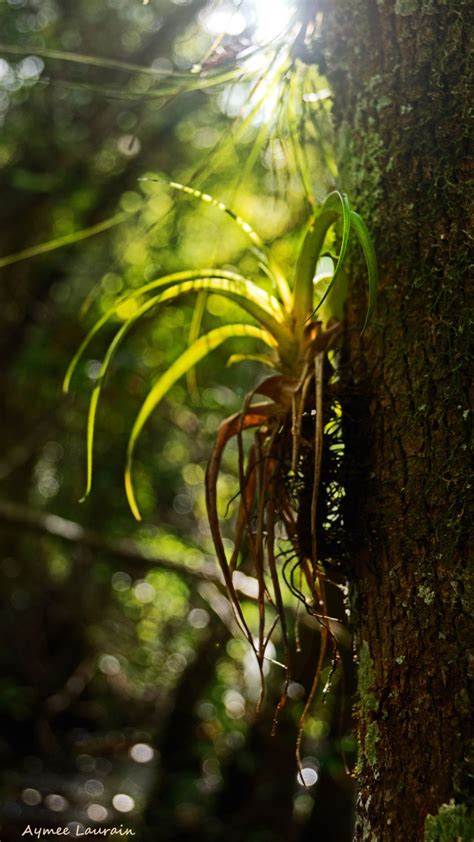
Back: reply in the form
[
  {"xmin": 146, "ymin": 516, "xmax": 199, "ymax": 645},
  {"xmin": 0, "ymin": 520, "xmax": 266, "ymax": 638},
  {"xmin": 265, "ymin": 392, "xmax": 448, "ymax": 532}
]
[
  {"xmin": 45, "ymin": 793, "xmax": 68, "ymax": 812},
  {"xmin": 129, "ymin": 743, "xmax": 154, "ymax": 763},
  {"xmin": 21, "ymin": 788, "xmax": 42, "ymax": 806},
  {"xmin": 87, "ymin": 804, "xmax": 108, "ymax": 822},
  {"xmin": 112, "ymin": 794, "xmax": 135, "ymax": 813}
]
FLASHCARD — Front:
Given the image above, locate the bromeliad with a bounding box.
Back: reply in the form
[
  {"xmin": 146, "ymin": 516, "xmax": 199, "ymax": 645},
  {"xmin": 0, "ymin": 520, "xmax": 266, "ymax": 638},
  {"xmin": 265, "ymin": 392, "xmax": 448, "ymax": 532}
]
[{"xmin": 65, "ymin": 183, "xmax": 377, "ymax": 755}]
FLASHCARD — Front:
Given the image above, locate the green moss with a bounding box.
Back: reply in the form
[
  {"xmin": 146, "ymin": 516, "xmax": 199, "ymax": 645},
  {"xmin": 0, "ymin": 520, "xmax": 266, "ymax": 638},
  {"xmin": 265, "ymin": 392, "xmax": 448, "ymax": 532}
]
[
  {"xmin": 338, "ymin": 123, "xmax": 385, "ymax": 227},
  {"xmin": 358, "ymin": 640, "xmax": 378, "ymax": 713},
  {"xmin": 357, "ymin": 640, "xmax": 380, "ymax": 771},
  {"xmin": 365, "ymin": 721, "xmax": 380, "ymax": 770},
  {"xmin": 424, "ymin": 801, "xmax": 474, "ymax": 841},
  {"xmin": 394, "ymin": 0, "xmax": 419, "ymax": 14}
]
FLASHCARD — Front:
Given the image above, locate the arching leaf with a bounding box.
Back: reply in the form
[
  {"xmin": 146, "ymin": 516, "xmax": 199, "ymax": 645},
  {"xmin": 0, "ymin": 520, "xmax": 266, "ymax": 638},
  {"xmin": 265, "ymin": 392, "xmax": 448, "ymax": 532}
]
[
  {"xmin": 293, "ymin": 191, "xmax": 351, "ymax": 324},
  {"xmin": 125, "ymin": 325, "xmax": 277, "ymax": 520},
  {"xmin": 0, "ymin": 210, "xmax": 132, "ymax": 270},
  {"xmin": 140, "ymin": 178, "xmax": 292, "ymax": 307},
  {"xmin": 349, "ymin": 210, "xmax": 378, "ymax": 331},
  {"xmin": 63, "ymin": 269, "xmax": 288, "ymax": 394}
]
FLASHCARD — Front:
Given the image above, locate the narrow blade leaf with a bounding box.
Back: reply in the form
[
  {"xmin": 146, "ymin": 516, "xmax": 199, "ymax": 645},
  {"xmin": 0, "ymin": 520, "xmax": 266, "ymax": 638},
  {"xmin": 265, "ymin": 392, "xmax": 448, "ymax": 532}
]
[
  {"xmin": 125, "ymin": 325, "xmax": 276, "ymax": 520},
  {"xmin": 293, "ymin": 191, "xmax": 351, "ymax": 323},
  {"xmin": 78, "ymin": 278, "xmax": 281, "ymax": 501},
  {"xmin": 349, "ymin": 210, "xmax": 378, "ymax": 331},
  {"xmin": 0, "ymin": 210, "xmax": 131, "ymax": 270},
  {"xmin": 63, "ymin": 268, "xmax": 285, "ymax": 393},
  {"xmin": 140, "ymin": 178, "xmax": 292, "ymax": 307}
]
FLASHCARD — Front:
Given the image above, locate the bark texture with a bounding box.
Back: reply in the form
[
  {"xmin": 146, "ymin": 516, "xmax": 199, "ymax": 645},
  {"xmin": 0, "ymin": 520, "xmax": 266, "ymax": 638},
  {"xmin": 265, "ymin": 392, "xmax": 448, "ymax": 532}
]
[{"xmin": 324, "ymin": 2, "xmax": 472, "ymax": 839}]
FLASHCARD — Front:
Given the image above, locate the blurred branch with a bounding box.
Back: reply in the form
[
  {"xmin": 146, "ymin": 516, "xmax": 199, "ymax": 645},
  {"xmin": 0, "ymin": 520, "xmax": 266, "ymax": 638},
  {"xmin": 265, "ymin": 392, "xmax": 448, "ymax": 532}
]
[
  {"xmin": 0, "ymin": 497, "xmax": 258, "ymax": 596},
  {"xmin": 0, "ymin": 499, "xmax": 349, "ymax": 641}
]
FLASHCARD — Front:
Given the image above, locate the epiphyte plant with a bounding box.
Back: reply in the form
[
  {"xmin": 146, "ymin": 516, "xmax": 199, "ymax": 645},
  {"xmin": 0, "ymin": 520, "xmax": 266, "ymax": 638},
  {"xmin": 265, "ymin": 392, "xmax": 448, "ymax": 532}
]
[{"xmin": 64, "ymin": 181, "xmax": 377, "ymax": 750}]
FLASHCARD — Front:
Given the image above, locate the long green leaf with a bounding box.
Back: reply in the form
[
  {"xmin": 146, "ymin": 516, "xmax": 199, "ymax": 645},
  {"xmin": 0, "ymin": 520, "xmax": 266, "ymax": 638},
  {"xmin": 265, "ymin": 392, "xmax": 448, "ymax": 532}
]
[
  {"xmin": 146, "ymin": 276, "xmax": 290, "ymax": 346},
  {"xmin": 287, "ymin": 65, "xmax": 314, "ymax": 206},
  {"xmin": 63, "ymin": 269, "xmax": 286, "ymax": 393},
  {"xmin": 0, "ymin": 43, "xmax": 191, "ymax": 78},
  {"xmin": 143, "ymin": 179, "xmax": 267, "ymax": 256},
  {"xmin": 0, "ymin": 210, "xmax": 132, "ymax": 270},
  {"xmin": 226, "ymin": 353, "xmax": 277, "ymax": 369},
  {"xmin": 0, "ymin": 44, "xmax": 245, "ymax": 95},
  {"xmin": 349, "ymin": 210, "xmax": 378, "ymax": 331},
  {"xmin": 125, "ymin": 325, "xmax": 276, "ymax": 520},
  {"xmin": 195, "ymin": 54, "xmax": 290, "ymax": 183},
  {"xmin": 292, "ymin": 191, "xmax": 351, "ymax": 324},
  {"xmin": 311, "ymin": 193, "xmax": 352, "ymax": 318},
  {"xmin": 140, "ymin": 178, "xmax": 292, "ymax": 308},
  {"xmin": 78, "ymin": 278, "xmax": 285, "ymax": 501},
  {"xmin": 186, "ymin": 289, "xmax": 207, "ymax": 399}
]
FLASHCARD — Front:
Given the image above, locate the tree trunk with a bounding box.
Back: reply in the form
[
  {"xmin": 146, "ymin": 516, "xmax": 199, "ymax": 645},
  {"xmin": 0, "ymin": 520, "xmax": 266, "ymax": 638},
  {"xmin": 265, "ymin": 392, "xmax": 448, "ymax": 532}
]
[{"xmin": 324, "ymin": 2, "xmax": 472, "ymax": 839}]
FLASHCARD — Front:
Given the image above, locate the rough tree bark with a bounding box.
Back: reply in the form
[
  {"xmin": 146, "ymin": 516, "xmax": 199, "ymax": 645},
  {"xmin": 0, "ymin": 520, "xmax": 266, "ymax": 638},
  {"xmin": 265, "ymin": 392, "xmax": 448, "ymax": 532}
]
[{"xmin": 324, "ymin": 2, "xmax": 472, "ymax": 840}]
